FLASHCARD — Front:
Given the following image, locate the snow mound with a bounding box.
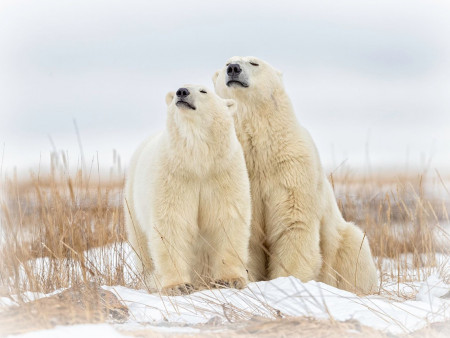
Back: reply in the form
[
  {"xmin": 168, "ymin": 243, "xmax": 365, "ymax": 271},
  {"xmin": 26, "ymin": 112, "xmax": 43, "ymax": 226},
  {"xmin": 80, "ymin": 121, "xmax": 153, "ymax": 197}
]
[{"xmin": 104, "ymin": 275, "xmax": 450, "ymax": 335}]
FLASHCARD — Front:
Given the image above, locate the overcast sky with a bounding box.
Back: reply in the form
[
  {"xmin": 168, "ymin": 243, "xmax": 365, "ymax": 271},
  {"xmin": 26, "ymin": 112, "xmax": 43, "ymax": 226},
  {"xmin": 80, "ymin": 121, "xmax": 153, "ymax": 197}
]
[{"xmin": 1, "ymin": 0, "xmax": 449, "ymax": 175}]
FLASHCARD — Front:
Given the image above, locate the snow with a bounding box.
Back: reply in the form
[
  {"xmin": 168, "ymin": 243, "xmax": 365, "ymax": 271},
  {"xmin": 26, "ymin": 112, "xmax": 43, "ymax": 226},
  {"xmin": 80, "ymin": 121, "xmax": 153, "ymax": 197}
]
[
  {"xmin": 3, "ymin": 245, "xmax": 449, "ymax": 336},
  {"xmin": 416, "ymin": 274, "xmax": 450, "ymax": 301},
  {"xmin": 101, "ymin": 274, "xmax": 449, "ymax": 335},
  {"xmin": 8, "ymin": 275, "xmax": 449, "ymax": 337}
]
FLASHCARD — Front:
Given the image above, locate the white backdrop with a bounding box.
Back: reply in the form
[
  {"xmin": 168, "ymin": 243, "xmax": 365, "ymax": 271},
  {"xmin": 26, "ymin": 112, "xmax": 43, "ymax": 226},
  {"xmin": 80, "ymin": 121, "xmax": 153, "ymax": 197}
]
[{"xmin": 1, "ymin": 0, "xmax": 449, "ymax": 175}]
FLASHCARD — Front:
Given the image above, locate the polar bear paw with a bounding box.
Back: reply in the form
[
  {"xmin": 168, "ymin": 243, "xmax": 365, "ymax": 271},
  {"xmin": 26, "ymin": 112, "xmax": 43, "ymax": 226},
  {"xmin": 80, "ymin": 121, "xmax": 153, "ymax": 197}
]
[
  {"xmin": 212, "ymin": 277, "xmax": 247, "ymax": 289},
  {"xmin": 161, "ymin": 283, "xmax": 194, "ymax": 296}
]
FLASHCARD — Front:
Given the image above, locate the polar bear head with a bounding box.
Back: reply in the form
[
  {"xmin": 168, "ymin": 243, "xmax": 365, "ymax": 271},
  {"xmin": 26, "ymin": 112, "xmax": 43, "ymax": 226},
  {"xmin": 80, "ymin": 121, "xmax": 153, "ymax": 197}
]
[
  {"xmin": 165, "ymin": 84, "xmax": 236, "ymax": 139},
  {"xmin": 212, "ymin": 56, "xmax": 283, "ymax": 104}
]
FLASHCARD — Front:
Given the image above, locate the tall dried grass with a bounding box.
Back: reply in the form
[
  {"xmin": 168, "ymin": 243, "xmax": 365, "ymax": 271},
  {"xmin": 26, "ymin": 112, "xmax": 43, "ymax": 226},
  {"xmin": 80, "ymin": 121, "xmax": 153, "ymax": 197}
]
[
  {"xmin": 0, "ymin": 153, "xmax": 133, "ymax": 297},
  {"xmin": 330, "ymin": 168, "xmax": 450, "ymax": 287}
]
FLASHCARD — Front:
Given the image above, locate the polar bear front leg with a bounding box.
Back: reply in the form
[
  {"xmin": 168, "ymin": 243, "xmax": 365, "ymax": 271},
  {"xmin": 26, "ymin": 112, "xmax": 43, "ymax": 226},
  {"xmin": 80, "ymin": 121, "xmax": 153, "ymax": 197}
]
[
  {"xmin": 199, "ymin": 173, "xmax": 251, "ymax": 289},
  {"xmin": 265, "ymin": 185, "xmax": 322, "ymax": 282},
  {"xmin": 247, "ymin": 183, "xmax": 268, "ymax": 282},
  {"xmin": 209, "ymin": 210, "xmax": 250, "ymax": 289},
  {"xmin": 212, "ymin": 210, "xmax": 250, "ymax": 289},
  {"xmin": 150, "ymin": 178, "xmax": 200, "ymax": 295}
]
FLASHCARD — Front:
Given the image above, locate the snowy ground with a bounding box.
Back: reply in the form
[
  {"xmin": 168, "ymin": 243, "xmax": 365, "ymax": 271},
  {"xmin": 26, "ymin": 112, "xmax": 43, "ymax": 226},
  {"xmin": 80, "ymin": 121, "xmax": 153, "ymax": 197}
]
[
  {"xmin": 1, "ymin": 241, "xmax": 449, "ymax": 337},
  {"xmin": 106, "ymin": 274, "xmax": 450, "ymax": 334},
  {"xmin": 2, "ymin": 257, "xmax": 450, "ymax": 337}
]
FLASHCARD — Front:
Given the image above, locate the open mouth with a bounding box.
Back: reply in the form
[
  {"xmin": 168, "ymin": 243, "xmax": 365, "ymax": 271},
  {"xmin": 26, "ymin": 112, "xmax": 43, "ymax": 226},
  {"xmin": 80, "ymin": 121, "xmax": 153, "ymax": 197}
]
[
  {"xmin": 226, "ymin": 80, "xmax": 248, "ymax": 88},
  {"xmin": 176, "ymin": 100, "xmax": 196, "ymax": 110}
]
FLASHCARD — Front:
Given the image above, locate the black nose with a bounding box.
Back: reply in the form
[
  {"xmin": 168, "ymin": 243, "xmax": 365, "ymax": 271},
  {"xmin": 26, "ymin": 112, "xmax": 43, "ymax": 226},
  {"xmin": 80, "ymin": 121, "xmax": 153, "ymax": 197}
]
[
  {"xmin": 227, "ymin": 63, "xmax": 242, "ymax": 76},
  {"xmin": 176, "ymin": 88, "xmax": 190, "ymax": 98}
]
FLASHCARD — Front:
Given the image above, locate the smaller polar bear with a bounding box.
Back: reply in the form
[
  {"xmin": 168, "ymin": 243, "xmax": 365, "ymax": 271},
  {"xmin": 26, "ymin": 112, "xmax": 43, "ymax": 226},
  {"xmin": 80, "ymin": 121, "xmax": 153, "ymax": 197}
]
[
  {"xmin": 213, "ymin": 57, "xmax": 378, "ymax": 294},
  {"xmin": 124, "ymin": 85, "xmax": 251, "ymax": 295}
]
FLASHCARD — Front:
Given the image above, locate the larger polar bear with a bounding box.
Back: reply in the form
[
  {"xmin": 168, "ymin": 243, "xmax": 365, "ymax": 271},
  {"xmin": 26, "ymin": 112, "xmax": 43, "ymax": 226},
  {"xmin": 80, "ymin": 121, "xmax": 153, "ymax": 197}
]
[
  {"xmin": 124, "ymin": 85, "xmax": 251, "ymax": 295},
  {"xmin": 213, "ymin": 57, "xmax": 378, "ymax": 294}
]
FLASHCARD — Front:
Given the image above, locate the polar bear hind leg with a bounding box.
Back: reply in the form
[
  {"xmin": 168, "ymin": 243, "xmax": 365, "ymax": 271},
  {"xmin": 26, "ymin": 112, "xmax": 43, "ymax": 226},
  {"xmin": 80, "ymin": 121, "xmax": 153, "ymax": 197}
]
[{"xmin": 333, "ymin": 222, "xmax": 378, "ymax": 294}]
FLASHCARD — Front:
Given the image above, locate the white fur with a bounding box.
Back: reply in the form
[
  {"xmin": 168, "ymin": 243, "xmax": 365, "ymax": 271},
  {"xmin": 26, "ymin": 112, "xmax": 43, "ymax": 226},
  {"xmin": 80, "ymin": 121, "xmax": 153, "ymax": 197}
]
[
  {"xmin": 124, "ymin": 85, "xmax": 251, "ymax": 295},
  {"xmin": 213, "ymin": 57, "xmax": 378, "ymax": 294}
]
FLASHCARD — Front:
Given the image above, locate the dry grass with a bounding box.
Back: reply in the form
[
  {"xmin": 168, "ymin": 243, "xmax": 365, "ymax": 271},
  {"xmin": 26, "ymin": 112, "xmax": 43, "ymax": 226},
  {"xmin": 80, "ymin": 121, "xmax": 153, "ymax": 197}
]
[
  {"xmin": 332, "ymin": 170, "xmax": 449, "ymax": 257},
  {"xmin": 122, "ymin": 316, "xmax": 391, "ymax": 337},
  {"xmin": 119, "ymin": 319, "xmax": 450, "ymax": 338},
  {"xmin": 0, "ymin": 283, "xmax": 128, "ymax": 336},
  {"xmin": 0, "ymin": 156, "xmax": 449, "ymax": 335},
  {"xmin": 0, "ymin": 155, "xmax": 133, "ymax": 297},
  {"xmin": 329, "ymin": 168, "xmax": 450, "ymax": 288}
]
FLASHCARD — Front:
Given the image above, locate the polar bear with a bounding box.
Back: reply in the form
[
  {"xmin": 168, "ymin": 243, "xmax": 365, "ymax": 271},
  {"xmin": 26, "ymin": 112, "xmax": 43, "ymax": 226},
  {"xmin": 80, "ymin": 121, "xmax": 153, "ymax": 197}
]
[
  {"xmin": 212, "ymin": 57, "xmax": 378, "ymax": 294},
  {"xmin": 124, "ymin": 85, "xmax": 251, "ymax": 295}
]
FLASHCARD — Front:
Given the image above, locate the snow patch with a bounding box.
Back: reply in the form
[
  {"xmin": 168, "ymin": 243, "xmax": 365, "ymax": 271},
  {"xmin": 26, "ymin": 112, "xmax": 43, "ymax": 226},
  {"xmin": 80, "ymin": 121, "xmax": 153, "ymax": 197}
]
[{"xmin": 102, "ymin": 275, "xmax": 450, "ymax": 335}]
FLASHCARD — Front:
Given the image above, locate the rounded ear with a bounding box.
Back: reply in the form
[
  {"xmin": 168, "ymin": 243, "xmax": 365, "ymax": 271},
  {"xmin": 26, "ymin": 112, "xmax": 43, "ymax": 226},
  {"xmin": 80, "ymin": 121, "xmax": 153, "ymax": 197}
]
[
  {"xmin": 225, "ymin": 99, "xmax": 237, "ymax": 115},
  {"xmin": 165, "ymin": 91, "xmax": 175, "ymax": 106},
  {"xmin": 212, "ymin": 70, "xmax": 220, "ymax": 85}
]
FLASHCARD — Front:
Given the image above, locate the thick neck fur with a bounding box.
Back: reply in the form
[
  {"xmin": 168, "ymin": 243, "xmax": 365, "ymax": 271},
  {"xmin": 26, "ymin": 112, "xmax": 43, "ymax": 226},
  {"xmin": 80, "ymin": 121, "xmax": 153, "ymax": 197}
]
[
  {"xmin": 232, "ymin": 87, "xmax": 305, "ymax": 176},
  {"xmin": 234, "ymin": 87, "xmax": 298, "ymax": 137},
  {"xmin": 165, "ymin": 110, "xmax": 237, "ymax": 177}
]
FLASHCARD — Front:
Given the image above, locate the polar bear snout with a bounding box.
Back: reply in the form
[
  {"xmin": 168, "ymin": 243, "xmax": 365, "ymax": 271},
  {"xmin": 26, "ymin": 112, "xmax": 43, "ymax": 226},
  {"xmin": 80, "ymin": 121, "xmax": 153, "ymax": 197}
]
[
  {"xmin": 227, "ymin": 64, "xmax": 242, "ymax": 76},
  {"xmin": 175, "ymin": 87, "xmax": 196, "ymax": 110},
  {"xmin": 226, "ymin": 63, "xmax": 249, "ymax": 88},
  {"xmin": 176, "ymin": 87, "xmax": 190, "ymax": 98}
]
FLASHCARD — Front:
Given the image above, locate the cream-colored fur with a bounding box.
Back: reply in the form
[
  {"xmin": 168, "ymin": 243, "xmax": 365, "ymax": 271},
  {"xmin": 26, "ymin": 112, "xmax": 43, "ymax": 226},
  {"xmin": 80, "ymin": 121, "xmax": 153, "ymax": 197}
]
[
  {"xmin": 124, "ymin": 85, "xmax": 251, "ymax": 295},
  {"xmin": 213, "ymin": 57, "xmax": 378, "ymax": 294}
]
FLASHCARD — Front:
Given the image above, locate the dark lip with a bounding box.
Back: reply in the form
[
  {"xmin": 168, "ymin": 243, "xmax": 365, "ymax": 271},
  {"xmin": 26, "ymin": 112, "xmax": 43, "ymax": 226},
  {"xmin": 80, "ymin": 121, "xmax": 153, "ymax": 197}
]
[
  {"xmin": 176, "ymin": 100, "xmax": 196, "ymax": 110},
  {"xmin": 226, "ymin": 80, "xmax": 249, "ymax": 88}
]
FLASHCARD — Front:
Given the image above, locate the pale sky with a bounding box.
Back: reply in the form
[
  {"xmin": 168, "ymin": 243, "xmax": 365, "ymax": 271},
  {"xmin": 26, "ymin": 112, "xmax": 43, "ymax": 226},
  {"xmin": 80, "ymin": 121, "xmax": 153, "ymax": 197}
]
[{"xmin": 1, "ymin": 0, "xmax": 449, "ymax": 175}]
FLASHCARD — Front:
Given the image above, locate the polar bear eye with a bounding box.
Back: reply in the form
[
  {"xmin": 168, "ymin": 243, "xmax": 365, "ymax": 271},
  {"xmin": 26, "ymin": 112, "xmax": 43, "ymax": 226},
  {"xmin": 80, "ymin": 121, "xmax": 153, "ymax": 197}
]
[
  {"xmin": 226, "ymin": 63, "xmax": 230, "ymax": 66},
  {"xmin": 199, "ymin": 89, "xmax": 207, "ymax": 94},
  {"xmin": 249, "ymin": 62, "xmax": 259, "ymax": 66}
]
